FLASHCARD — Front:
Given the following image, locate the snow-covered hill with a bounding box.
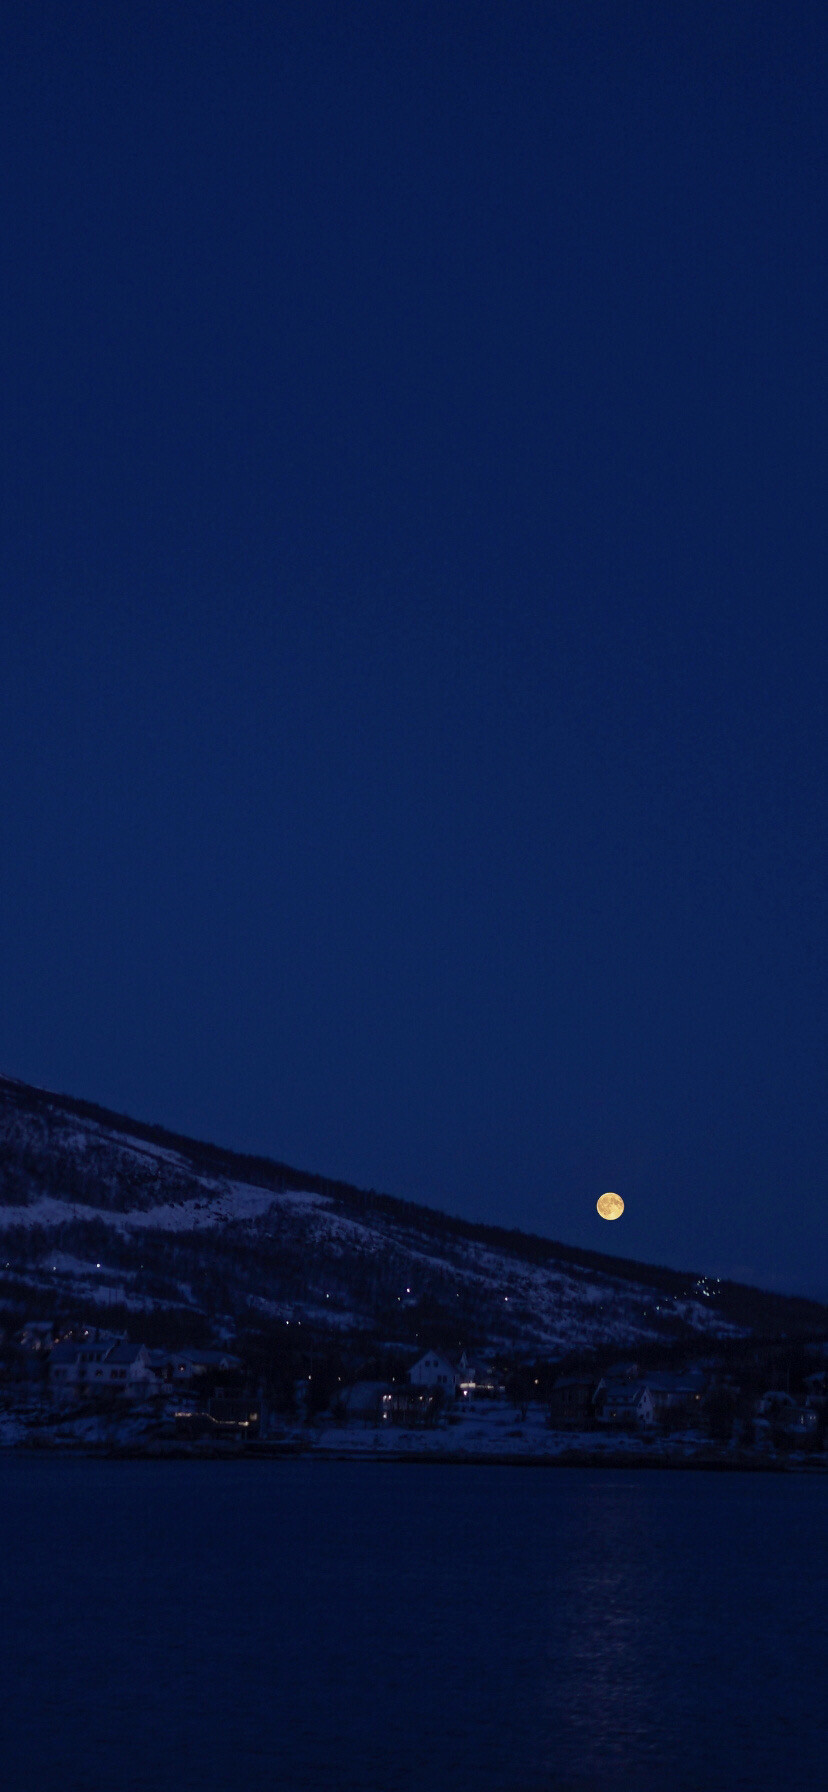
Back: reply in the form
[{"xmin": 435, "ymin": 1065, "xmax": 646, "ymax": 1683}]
[{"xmin": 1, "ymin": 1074, "xmax": 826, "ymax": 1356}]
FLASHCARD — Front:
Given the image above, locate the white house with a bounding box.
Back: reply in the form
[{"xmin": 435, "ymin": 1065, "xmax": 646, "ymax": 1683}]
[
  {"xmin": 99, "ymin": 1343, "xmax": 155, "ymax": 1394},
  {"xmin": 48, "ymin": 1342, "xmax": 83, "ymax": 1394},
  {"xmin": 408, "ymin": 1351, "xmax": 459, "ymax": 1394},
  {"xmin": 643, "ymin": 1370, "xmax": 706, "ymax": 1420},
  {"xmin": 49, "ymin": 1338, "xmax": 116, "ymax": 1396},
  {"xmin": 49, "ymin": 1339, "xmax": 154, "ymax": 1399},
  {"xmin": 595, "ymin": 1380, "xmax": 656, "ymax": 1427}
]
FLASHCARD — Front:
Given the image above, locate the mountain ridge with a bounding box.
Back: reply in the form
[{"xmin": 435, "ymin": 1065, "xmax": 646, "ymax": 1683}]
[{"xmin": 1, "ymin": 1073, "xmax": 826, "ymax": 1356}]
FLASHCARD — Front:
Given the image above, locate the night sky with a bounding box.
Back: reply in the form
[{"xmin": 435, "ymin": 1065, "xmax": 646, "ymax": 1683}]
[{"xmin": 2, "ymin": 4, "xmax": 826, "ymax": 1298}]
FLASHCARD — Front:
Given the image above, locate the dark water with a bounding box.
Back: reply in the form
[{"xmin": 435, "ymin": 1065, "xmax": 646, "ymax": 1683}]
[{"xmin": 0, "ymin": 1458, "xmax": 825, "ymax": 1792}]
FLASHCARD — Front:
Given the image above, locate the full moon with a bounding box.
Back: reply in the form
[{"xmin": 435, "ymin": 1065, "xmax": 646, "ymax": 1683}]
[{"xmin": 596, "ymin": 1191, "xmax": 624, "ymax": 1221}]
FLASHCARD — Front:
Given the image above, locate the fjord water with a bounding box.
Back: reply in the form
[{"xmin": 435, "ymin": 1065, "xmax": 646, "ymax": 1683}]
[{"xmin": 0, "ymin": 1459, "xmax": 823, "ymax": 1792}]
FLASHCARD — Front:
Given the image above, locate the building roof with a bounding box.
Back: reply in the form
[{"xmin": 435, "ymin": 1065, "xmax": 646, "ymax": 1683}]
[
  {"xmin": 411, "ymin": 1350, "xmax": 458, "ymax": 1373},
  {"xmin": 601, "ymin": 1381, "xmax": 651, "ymax": 1408},
  {"xmin": 341, "ymin": 1381, "xmax": 388, "ymax": 1414},
  {"xmin": 104, "ymin": 1343, "xmax": 146, "ymax": 1365}
]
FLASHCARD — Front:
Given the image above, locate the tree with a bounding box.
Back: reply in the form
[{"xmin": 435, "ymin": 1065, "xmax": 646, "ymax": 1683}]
[{"xmin": 704, "ymin": 1389, "xmax": 736, "ymax": 1442}]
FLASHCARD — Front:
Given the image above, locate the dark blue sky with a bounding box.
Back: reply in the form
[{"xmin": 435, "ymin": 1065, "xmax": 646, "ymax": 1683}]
[{"xmin": 2, "ymin": 4, "xmax": 826, "ymax": 1296}]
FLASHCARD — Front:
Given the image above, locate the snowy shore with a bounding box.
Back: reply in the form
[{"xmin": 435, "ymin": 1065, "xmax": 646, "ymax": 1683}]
[{"xmin": 3, "ymin": 1398, "xmax": 825, "ymax": 1470}]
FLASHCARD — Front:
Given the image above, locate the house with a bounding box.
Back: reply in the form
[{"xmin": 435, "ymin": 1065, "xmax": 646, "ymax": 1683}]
[
  {"xmin": 594, "ymin": 1380, "xmax": 656, "ymax": 1427},
  {"xmin": 338, "ymin": 1381, "xmax": 389, "ymax": 1422},
  {"xmin": 169, "ymin": 1349, "xmax": 242, "ymax": 1384},
  {"xmin": 753, "ymin": 1399, "xmax": 820, "ymax": 1446},
  {"xmin": 549, "ymin": 1374, "xmax": 597, "ymax": 1425},
  {"xmin": 48, "ymin": 1337, "xmax": 117, "ymax": 1396},
  {"xmin": 408, "ymin": 1351, "xmax": 459, "ymax": 1395},
  {"xmin": 147, "ymin": 1349, "xmax": 175, "ymax": 1383},
  {"xmin": 755, "ymin": 1390, "xmax": 797, "ymax": 1418},
  {"xmin": 456, "ymin": 1353, "xmax": 505, "ymax": 1398},
  {"xmin": 804, "ymin": 1370, "xmax": 828, "ymax": 1406},
  {"xmin": 98, "ymin": 1343, "xmax": 155, "ymax": 1395},
  {"xmin": 783, "ymin": 1406, "xmax": 820, "ymax": 1440},
  {"xmin": 48, "ymin": 1336, "xmax": 243, "ymax": 1401},
  {"xmin": 644, "ymin": 1370, "xmax": 706, "ymax": 1421},
  {"xmin": 49, "ymin": 1339, "xmax": 155, "ymax": 1399},
  {"xmin": 47, "ymin": 1342, "xmax": 83, "ymax": 1395}
]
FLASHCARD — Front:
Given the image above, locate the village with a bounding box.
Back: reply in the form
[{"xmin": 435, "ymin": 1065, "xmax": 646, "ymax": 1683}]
[{"xmin": 1, "ymin": 1318, "xmax": 827, "ymax": 1464}]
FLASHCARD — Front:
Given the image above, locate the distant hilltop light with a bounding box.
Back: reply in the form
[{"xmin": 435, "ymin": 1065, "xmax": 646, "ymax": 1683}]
[{"xmin": 597, "ymin": 1191, "xmax": 624, "ymax": 1221}]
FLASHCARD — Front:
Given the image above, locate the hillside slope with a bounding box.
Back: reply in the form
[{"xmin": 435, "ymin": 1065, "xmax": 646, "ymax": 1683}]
[{"xmin": 1, "ymin": 1074, "xmax": 825, "ymax": 1356}]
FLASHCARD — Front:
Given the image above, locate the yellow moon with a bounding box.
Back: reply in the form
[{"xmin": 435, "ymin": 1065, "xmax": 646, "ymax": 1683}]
[{"xmin": 596, "ymin": 1191, "xmax": 624, "ymax": 1221}]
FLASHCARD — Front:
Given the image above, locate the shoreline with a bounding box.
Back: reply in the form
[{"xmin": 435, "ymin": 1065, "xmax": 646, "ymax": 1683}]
[{"xmin": 8, "ymin": 1437, "xmax": 825, "ymax": 1471}]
